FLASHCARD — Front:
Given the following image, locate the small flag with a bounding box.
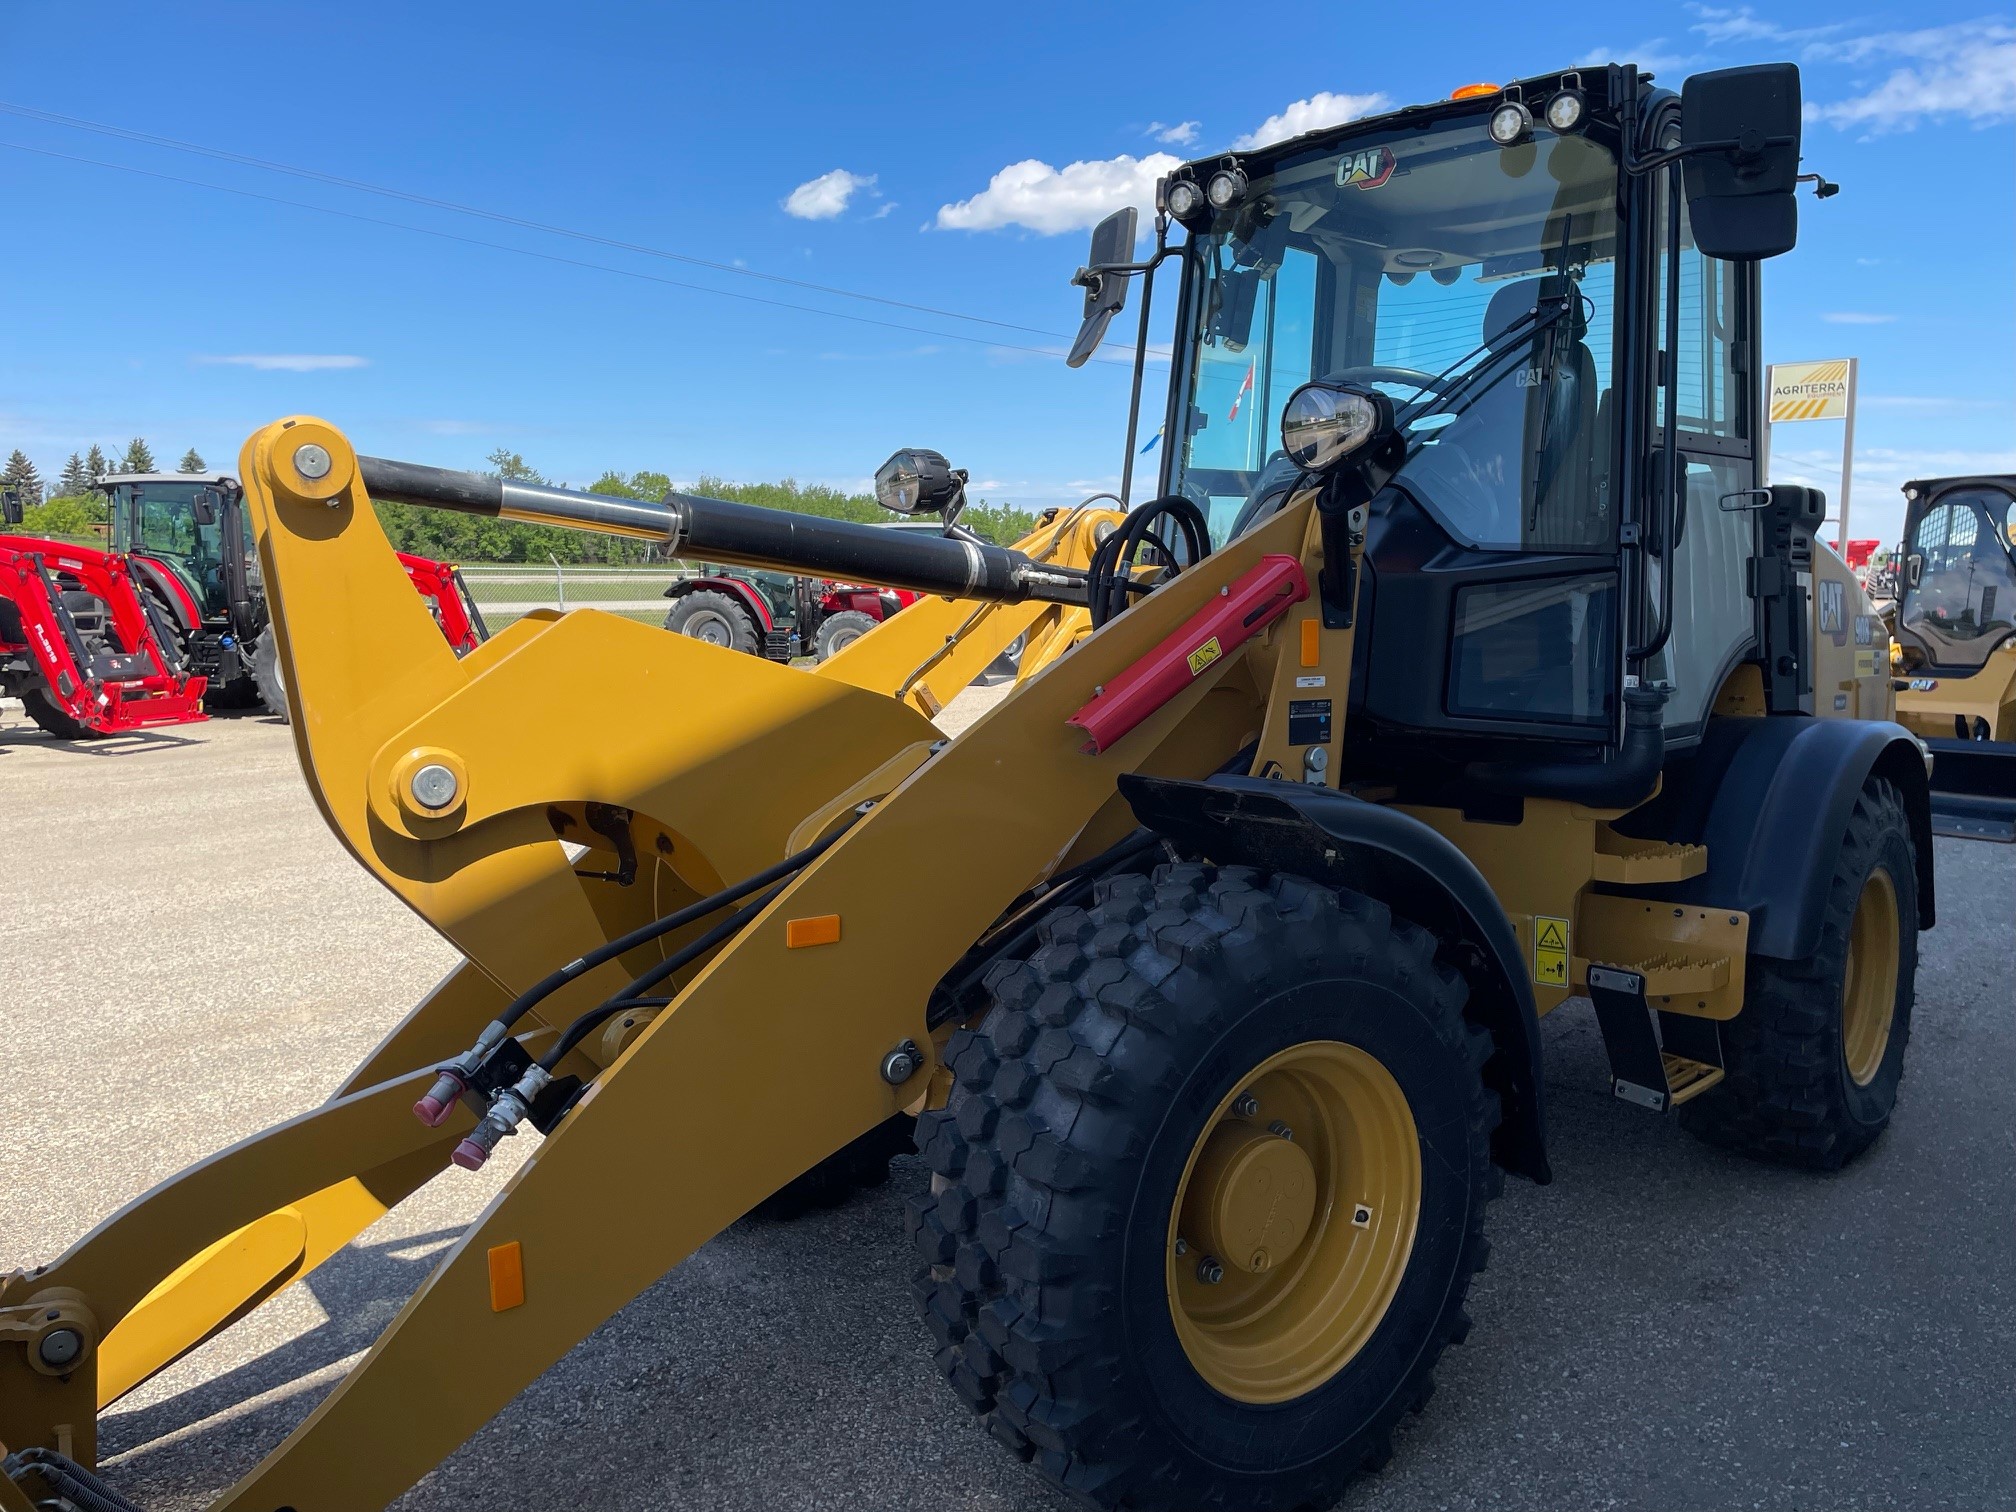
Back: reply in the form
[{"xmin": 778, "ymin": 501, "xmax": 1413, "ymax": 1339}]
[
  {"xmin": 1139, "ymin": 425, "xmax": 1163, "ymax": 455},
  {"xmin": 1227, "ymin": 363, "xmax": 1255, "ymax": 422}
]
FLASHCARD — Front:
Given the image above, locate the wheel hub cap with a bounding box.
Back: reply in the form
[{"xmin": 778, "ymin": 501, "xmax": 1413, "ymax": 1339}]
[{"xmin": 1183, "ymin": 1122, "xmax": 1316, "ymax": 1274}]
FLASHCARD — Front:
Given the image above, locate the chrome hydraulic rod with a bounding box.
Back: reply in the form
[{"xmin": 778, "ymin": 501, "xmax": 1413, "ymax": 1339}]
[{"xmin": 356, "ymin": 456, "xmax": 1088, "ymax": 606}]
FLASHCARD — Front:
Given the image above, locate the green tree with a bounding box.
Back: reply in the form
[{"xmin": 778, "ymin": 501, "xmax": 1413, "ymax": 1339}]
[
  {"xmin": 20, "ymin": 494, "xmax": 107, "ymax": 538},
  {"xmin": 83, "ymin": 444, "xmax": 109, "ymax": 486},
  {"xmin": 57, "ymin": 452, "xmax": 89, "ymax": 496},
  {"xmin": 118, "ymin": 438, "xmax": 156, "ymax": 474},
  {"xmin": 2, "ymin": 449, "xmax": 43, "ymax": 508},
  {"xmin": 485, "ymin": 447, "xmax": 544, "ymax": 484},
  {"xmin": 177, "ymin": 447, "xmax": 207, "ymax": 473}
]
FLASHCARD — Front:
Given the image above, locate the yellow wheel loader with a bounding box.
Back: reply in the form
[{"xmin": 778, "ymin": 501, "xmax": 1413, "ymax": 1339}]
[{"xmin": 3, "ymin": 60, "xmax": 1934, "ymax": 1512}]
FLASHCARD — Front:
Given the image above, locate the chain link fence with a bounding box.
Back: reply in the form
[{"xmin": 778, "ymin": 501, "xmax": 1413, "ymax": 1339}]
[{"xmin": 460, "ymin": 562, "xmax": 701, "ymax": 631}]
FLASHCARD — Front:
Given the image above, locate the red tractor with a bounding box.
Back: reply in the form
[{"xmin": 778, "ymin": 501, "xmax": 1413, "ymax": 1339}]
[
  {"xmin": 95, "ymin": 472, "xmax": 485, "ymax": 720},
  {"xmin": 661, "ymin": 520, "xmax": 936, "ymax": 660}
]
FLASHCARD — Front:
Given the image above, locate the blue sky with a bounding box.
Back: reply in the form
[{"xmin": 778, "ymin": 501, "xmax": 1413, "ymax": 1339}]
[{"xmin": 1, "ymin": 0, "xmax": 2010, "ymax": 546}]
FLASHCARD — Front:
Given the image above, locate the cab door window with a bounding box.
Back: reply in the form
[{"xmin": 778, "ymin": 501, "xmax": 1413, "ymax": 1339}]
[{"xmin": 1901, "ymin": 489, "xmax": 2016, "ymax": 670}]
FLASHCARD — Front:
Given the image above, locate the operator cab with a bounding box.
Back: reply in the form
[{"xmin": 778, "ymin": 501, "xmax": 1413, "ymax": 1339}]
[
  {"xmin": 1141, "ymin": 64, "xmax": 1810, "ymax": 796},
  {"xmin": 100, "ymin": 473, "xmax": 244, "ymax": 623},
  {"xmin": 1893, "ymin": 475, "xmax": 2016, "ymax": 678}
]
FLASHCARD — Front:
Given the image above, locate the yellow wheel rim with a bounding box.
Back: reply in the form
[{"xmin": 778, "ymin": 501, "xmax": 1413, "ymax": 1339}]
[
  {"xmin": 1841, "ymin": 867, "xmax": 1901, "ymax": 1086},
  {"xmin": 1166, "ymin": 1041, "xmax": 1420, "ymax": 1405}
]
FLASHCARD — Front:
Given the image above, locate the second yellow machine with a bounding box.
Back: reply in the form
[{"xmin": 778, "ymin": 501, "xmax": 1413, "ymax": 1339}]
[{"xmin": 3, "ymin": 58, "xmax": 1933, "ymax": 1512}]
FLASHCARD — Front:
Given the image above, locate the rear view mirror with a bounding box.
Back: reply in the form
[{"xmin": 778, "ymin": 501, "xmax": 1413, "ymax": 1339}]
[
  {"xmin": 1, "ymin": 488, "xmax": 20, "ymax": 527},
  {"xmin": 1681, "ymin": 63, "xmax": 1802, "ymax": 260},
  {"xmin": 1066, "ymin": 207, "xmax": 1139, "ymax": 369},
  {"xmin": 190, "ymin": 488, "xmax": 219, "ymax": 526},
  {"xmin": 1907, "ymin": 554, "xmax": 1924, "ymax": 588}
]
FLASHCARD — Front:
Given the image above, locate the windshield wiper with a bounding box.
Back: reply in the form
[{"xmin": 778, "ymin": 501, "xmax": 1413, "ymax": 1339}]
[{"xmin": 1396, "ymin": 292, "xmax": 1577, "ymax": 456}]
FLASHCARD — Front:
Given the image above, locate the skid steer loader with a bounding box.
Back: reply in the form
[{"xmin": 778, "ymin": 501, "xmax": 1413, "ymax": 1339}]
[
  {"xmin": 2, "ymin": 60, "xmax": 1935, "ymax": 1512},
  {"xmin": 1889, "ymin": 473, "xmax": 2016, "ymax": 840}
]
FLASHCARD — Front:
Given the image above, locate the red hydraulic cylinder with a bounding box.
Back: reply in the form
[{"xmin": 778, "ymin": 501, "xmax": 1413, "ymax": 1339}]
[{"xmin": 1067, "ymin": 553, "xmax": 1308, "ymax": 754}]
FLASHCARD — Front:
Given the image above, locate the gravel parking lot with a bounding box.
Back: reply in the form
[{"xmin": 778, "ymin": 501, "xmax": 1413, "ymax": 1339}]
[{"xmin": 3, "ymin": 702, "xmax": 2010, "ymax": 1512}]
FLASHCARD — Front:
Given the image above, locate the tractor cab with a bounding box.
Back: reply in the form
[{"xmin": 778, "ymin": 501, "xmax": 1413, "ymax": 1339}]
[
  {"xmin": 100, "ymin": 473, "xmax": 257, "ymax": 636},
  {"xmin": 1893, "ymin": 475, "xmax": 2016, "ymax": 697}
]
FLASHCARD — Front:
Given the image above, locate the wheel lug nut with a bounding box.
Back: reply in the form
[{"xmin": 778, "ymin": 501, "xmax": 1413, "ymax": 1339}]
[
  {"xmin": 1268, "ymin": 1120, "xmax": 1293, "ymax": 1141},
  {"xmin": 1233, "ymin": 1094, "xmax": 1259, "ymax": 1118},
  {"xmin": 1196, "ymin": 1256, "xmax": 1225, "ymax": 1285},
  {"xmin": 1174, "ymin": 1237, "xmax": 1189, "ymax": 1257}
]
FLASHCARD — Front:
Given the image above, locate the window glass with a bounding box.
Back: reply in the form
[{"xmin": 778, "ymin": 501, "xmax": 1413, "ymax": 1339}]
[
  {"xmin": 1447, "ymin": 575, "xmax": 1616, "ymax": 726},
  {"xmin": 1901, "ymin": 489, "xmax": 2016, "ymax": 669},
  {"xmin": 1656, "ymin": 172, "xmax": 1742, "ymax": 438}
]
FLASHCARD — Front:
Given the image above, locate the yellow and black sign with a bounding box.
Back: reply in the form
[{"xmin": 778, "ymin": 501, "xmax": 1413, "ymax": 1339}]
[
  {"xmin": 1533, "ymin": 916, "xmax": 1570, "ymax": 987},
  {"xmin": 1186, "ymin": 636, "xmax": 1223, "ymax": 676}
]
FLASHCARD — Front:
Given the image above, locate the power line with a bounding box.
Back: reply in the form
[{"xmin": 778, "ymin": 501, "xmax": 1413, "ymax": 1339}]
[
  {"xmin": 0, "ymin": 138, "xmax": 1158, "ymax": 370},
  {"xmin": 0, "ymin": 100, "xmax": 1120, "ymax": 353}
]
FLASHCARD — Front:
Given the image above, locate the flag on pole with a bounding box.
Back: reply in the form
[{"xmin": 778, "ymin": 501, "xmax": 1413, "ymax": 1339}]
[
  {"xmin": 1227, "ymin": 363, "xmax": 1255, "ymax": 421},
  {"xmin": 1139, "ymin": 425, "xmax": 1163, "ymax": 455}
]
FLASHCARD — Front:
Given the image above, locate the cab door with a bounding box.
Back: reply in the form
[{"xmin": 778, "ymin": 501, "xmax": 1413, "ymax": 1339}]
[{"xmin": 1896, "ymin": 480, "xmax": 2016, "ymax": 674}]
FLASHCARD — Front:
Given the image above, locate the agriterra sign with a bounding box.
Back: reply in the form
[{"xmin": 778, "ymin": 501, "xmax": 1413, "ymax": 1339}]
[{"xmin": 1769, "ymin": 359, "xmax": 1853, "ymax": 422}]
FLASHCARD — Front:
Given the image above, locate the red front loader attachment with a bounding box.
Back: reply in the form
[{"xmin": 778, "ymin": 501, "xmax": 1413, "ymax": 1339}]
[{"xmin": 0, "ymin": 536, "xmax": 208, "ymax": 736}]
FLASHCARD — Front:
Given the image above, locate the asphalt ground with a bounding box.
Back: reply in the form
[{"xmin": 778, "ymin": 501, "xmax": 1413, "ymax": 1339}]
[{"xmin": 2, "ymin": 701, "xmax": 2011, "ymax": 1512}]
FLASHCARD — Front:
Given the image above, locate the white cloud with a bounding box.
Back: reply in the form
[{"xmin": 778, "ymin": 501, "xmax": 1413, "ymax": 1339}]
[
  {"xmin": 935, "ymin": 153, "xmax": 1179, "ymax": 235},
  {"xmin": 1232, "ymin": 91, "xmax": 1393, "ymax": 150},
  {"xmin": 1805, "ymin": 19, "xmax": 2016, "ymax": 132},
  {"xmin": 782, "ymin": 169, "xmax": 877, "ymax": 220},
  {"xmin": 194, "ymin": 354, "xmax": 368, "ymax": 372},
  {"xmin": 1687, "ymin": 5, "xmax": 1844, "ymax": 47},
  {"xmin": 870, "ymin": 201, "xmax": 898, "ymax": 219},
  {"xmin": 1576, "ymin": 41, "xmax": 1700, "ymax": 76},
  {"xmin": 1148, "ymin": 120, "xmax": 1200, "ymax": 146},
  {"xmin": 1822, "ymin": 311, "xmax": 1898, "ymax": 325}
]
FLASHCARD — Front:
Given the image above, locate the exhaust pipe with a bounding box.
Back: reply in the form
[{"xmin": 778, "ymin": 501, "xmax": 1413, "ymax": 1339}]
[{"xmin": 356, "ymin": 457, "xmax": 1086, "ymax": 607}]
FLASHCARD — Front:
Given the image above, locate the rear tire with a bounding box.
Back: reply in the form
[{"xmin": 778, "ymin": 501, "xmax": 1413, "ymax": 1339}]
[
  {"xmin": 21, "ymin": 683, "xmax": 100, "ymax": 740},
  {"xmin": 910, "ymin": 863, "xmax": 1501, "ymax": 1512},
  {"xmin": 250, "ymin": 631, "xmax": 290, "ymax": 722},
  {"xmin": 1680, "ymin": 776, "xmax": 1919, "ymax": 1170},
  {"xmin": 664, "ymin": 590, "xmax": 760, "ymax": 655},
  {"xmin": 813, "ymin": 609, "xmax": 878, "ymax": 660}
]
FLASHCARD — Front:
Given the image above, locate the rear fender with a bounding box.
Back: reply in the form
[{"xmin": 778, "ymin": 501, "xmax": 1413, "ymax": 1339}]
[
  {"xmin": 1120, "ymin": 772, "xmax": 1550, "ymax": 1184},
  {"xmin": 127, "ymin": 555, "xmax": 201, "ymax": 632},
  {"xmin": 1623, "ymin": 716, "xmax": 1936, "ymax": 954},
  {"xmin": 663, "ymin": 574, "xmax": 773, "ymax": 630}
]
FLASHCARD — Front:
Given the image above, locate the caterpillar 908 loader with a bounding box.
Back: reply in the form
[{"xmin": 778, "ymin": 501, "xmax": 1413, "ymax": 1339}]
[{"xmin": 2, "ymin": 59, "xmax": 1935, "ymax": 1512}]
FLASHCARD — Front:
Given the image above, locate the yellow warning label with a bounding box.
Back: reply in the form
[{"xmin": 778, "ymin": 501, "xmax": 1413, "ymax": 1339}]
[
  {"xmin": 1855, "ymin": 648, "xmax": 1878, "ymax": 678},
  {"xmin": 1186, "ymin": 637, "xmax": 1223, "ymax": 676},
  {"xmin": 1533, "ymin": 916, "xmax": 1570, "ymax": 987}
]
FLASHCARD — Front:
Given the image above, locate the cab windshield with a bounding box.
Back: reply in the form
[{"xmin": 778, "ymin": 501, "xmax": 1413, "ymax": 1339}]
[
  {"xmin": 109, "ymin": 481, "xmax": 231, "ymax": 613},
  {"xmin": 1169, "ymin": 115, "xmax": 1620, "ymax": 551}
]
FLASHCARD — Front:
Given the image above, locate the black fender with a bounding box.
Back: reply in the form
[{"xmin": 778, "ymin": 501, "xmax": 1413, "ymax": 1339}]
[
  {"xmin": 1120, "ymin": 772, "xmax": 1551, "ymax": 1185},
  {"xmin": 1621, "ymin": 716, "xmax": 1936, "ymax": 957}
]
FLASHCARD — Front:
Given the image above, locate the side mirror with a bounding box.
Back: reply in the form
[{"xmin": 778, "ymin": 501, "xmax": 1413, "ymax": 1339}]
[
  {"xmin": 1066, "ymin": 207, "xmax": 1139, "ymax": 369},
  {"xmin": 1681, "ymin": 63, "xmax": 1802, "ymax": 260},
  {"xmin": 1, "ymin": 488, "xmax": 20, "ymax": 527},
  {"xmin": 1719, "ymin": 487, "xmax": 1772, "ymax": 512},
  {"xmin": 190, "ymin": 488, "xmax": 219, "ymax": 526}
]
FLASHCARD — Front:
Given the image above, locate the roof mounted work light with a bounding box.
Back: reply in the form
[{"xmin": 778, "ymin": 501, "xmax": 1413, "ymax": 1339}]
[
  {"xmin": 874, "ymin": 448, "xmax": 966, "ymax": 515},
  {"xmin": 1488, "ymin": 100, "xmax": 1534, "ymax": 146}
]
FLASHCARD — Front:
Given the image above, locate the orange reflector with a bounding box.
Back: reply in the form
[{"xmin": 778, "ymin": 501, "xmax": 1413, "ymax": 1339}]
[
  {"xmin": 1449, "ymin": 82, "xmax": 1500, "ymax": 99},
  {"xmin": 488, "ymin": 1241, "xmax": 525, "ymax": 1312},
  {"xmin": 1300, "ymin": 618, "xmax": 1322, "ymax": 668},
  {"xmin": 786, "ymin": 914, "xmax": 842, "ymax": 948}
]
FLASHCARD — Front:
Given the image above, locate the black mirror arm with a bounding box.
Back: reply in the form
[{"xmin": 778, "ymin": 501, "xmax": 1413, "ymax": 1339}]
[{"xmin": 1623, "ymin": 132, "xmax": 1797, "ymax": 177}]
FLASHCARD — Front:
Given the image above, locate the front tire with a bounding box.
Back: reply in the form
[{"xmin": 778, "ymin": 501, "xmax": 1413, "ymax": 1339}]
[
  {"xmin": 1680, "ymin": 776, "xmax": 1919, "ymax": 1169},
  {"xmin": 250, "ymin": 630, "xmax": 290, "ymax": 722},
  {"xmin": 910, "ymin": 863, "xmax": 1501, "ymax": 1511},
  {"xmin": 663, "ymin": 590, "xmax": 760, "ymax": 655},
  {"xmin": 21, "ymin": 683, "xmax": 100, "ymax": 740}
]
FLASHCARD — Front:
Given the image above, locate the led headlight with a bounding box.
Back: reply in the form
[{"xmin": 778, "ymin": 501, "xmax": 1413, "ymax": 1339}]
[
  {"xmin": 1206, "ymin": 167, "xmax": 1247, "ymax": 209},
  {"xmin": 1488, "ymin": 100, "xmax": 1533, "ymax": 146},
  {"xmin": 1280, "ymin": 383, "xmax": 1394, "ymax": 472},
  {"xmin": 1545, "ymin": 89, "xmax": 1586, "ymax": 132},
  {"xmin": 1164, "ymin": 178, "xmax": 1205, "ymax": 220},
  {"xmin": 874, "ymin": 447, "xmax": 964, "ymax": 515}
]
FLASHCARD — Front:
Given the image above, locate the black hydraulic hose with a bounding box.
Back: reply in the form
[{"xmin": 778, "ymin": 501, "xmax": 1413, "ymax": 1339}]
[
  {"xmin": 539, "ymin": 879, "xmax": 790, "ymax": 1070},
  {"xmin": 1086, "ymin": 495, "xmax": 1211, "ymax": 628},
  {"xmin": 5, "ymin": 1449, "xmax": 145, "ymax": 1512},
  {"xmin": 489, "ymin": 818, "xmax": 858, "ymax": 1037}
]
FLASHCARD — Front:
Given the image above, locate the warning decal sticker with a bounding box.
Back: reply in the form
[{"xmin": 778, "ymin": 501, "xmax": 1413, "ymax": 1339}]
[
  {"xmin": 1533, "ymin": 916, "xmax": 1570, "ymax": 988},
  {"xmin": 1186, "ymin": 637, "xmax": 1224, "ymax": 676}
]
